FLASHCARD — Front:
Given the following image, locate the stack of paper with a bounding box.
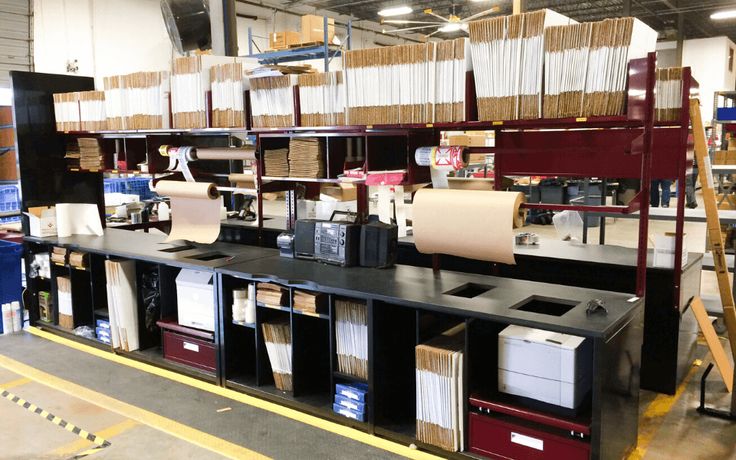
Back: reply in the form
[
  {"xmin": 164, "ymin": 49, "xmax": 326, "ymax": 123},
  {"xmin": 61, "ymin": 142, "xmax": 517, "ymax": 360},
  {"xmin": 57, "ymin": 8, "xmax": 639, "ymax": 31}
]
[
  {"xmin": 77, "ymin": 138, "xmax": 104, "ymax": 170},
  {"xmin": 288, "ymin": 138, "xmax": 325, "ymax": 178},
  {"xmin": 79, "ymin": 91, "xmax": 107, "ymax": 131},
  {"xmin": 57, "ymin": 276, "xmax": 74, "ymax": 329},
  {"xmin": 298, "ymin": 71, "xmax": 346, "ymax": 126},
  {"xmin": 655, "ymin": 67, "xmax": 684, "ymax": 122},
  {"xmin": 104, "ymin": 259, "xmax": 139, "ymax": 352},
  {"xmin": 52, "ymin": 92, "xmax": 80, "ymax": 131},
  {"xmin": 211, "ymin": 62, "xmax": 247, "ymax": 128},
  {"xmin": 51, "ymin": 246, "xmax": 67, "ymax": 265},
  {"xmin": 262, "ymin": 320, "xmax": 293, "ymax": 391},
  {"xmin": 469, "ymin": 9, "xmax": 574, "ymax": 121},
  {"xmin": 416, "ymin": 324, "xmax": 465, "ymax": 452},
  {"xmin": 435, "ymin": 39, "xmax": 469, "ymax": 123},
  {"xmin": 103, "ymin": 75, "xmax": 126, "ymax": 130},
  {"xmin": 335, "ymin": 299, "xmax": 368, "ymax": 380},
  {"xmin": 249, "ymin": 75, "xmax": 296, "ymax": 128},
  {"xmin": 263, "ymin": 148, "xmax": 290, "ymax": 177},
  {"xmin": 256, "ymin": 283, "xmax": 287, "ymax": 307},
  {"xmin": 293, "ymin": 290, "xmax": 326, "ymax": 314},
  {"xmin": 119, "ymin": 71, "xmax": 171, "ymax": 129}
]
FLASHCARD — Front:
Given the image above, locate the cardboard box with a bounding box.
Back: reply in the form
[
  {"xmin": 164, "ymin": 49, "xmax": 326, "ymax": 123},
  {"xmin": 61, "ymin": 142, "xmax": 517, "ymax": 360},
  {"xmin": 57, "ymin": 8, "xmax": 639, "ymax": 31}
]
[
  {"xmin": 653, "ymin": 232, "xmax": 688, "ymax": 268},
  {"xmin": 269, "ymin": 31, "xmax": 300, "ymax": 50},
  {"xmin": 320, "ymin": 183, "xmax": 357, "ymax": 201},
  {"xmin": 447, "ymin": 134, "xmax": 490, "ymax": 147},
  {"xmin": 301, "ymin": 15, "xmax": 335, "ymax": 44},
  {"xmin": 713, "ymin": 150, "xmax": 736, "ymax": 165},
  {"xmin": 729, "ymin": 138, "xmax": 736, "ymax": 150},
  {"xmin": 25, "ymin": 206, "xmax": 57, "ymax": 237}
]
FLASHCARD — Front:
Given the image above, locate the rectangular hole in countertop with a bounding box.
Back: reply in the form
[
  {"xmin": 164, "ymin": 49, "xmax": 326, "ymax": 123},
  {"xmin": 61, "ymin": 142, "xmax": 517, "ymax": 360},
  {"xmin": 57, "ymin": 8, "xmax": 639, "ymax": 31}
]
[
  {"xmin": 513, "ymin": 296, "xmax": 577, "ymax": 317},
  {"xmin": 186, "ymin": 252, "xmax": 229, "ymax": 261},
  {"xmin": 444, "ymin": 283, "xmax": 495, "ymax": 298},
  {"xmin": 158, "ymin": 244, "xmax": 196, "ymax": 253}
]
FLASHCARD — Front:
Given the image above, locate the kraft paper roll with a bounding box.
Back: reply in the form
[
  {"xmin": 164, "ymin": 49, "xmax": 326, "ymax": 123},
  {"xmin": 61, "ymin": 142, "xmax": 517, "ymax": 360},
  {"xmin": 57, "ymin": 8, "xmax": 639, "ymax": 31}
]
[
  {"xmin": 227, "ymin": 173, "xmax": 256, "ymax": 184},
  {"xmin": 412, "ymin": 189, "xmax": 525, "ymax": 264},
  {"xmin": 194, "ymin": 147, "xmax": 256, "ymax": 161},
  {"xmin": 154, "ymin": 181, "xmax": 221, "ymax": 244}
]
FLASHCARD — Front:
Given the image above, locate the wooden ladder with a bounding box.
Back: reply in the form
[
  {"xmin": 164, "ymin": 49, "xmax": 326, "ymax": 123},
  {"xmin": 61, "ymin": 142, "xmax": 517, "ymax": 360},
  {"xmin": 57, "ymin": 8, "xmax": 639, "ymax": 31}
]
[{"xmin": 690, "ymin": 98, "xmax": 735, "ymax": 392}]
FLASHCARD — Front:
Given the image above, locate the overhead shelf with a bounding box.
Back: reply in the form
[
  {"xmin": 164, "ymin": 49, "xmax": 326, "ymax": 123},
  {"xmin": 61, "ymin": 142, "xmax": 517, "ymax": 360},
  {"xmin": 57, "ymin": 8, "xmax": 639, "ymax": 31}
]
[{"xmin": 248, "ymin": 44, "xmax": 342, "ymax": 65}]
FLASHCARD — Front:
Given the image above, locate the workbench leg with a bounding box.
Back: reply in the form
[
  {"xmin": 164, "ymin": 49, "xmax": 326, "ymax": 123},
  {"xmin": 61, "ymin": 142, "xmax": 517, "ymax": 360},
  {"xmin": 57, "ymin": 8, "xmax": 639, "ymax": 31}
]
[
  {"xmin": 599, "ymin": 179, "xmax": 607, "ymax": 245},
  {"xmin": 582, "ymin": 179, "xmax": 590, "ymax": 244}
]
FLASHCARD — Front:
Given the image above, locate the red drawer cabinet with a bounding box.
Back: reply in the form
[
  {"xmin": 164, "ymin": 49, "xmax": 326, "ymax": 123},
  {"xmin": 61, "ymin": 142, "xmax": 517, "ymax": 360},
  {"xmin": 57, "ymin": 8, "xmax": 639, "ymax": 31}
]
[
  {"xmin": 162, "ymin": 330, "xmax": 216, "ymax": 373},
  {"xmin": 469, "ymin": 412, "xmax": 591, "ymax": 460}
]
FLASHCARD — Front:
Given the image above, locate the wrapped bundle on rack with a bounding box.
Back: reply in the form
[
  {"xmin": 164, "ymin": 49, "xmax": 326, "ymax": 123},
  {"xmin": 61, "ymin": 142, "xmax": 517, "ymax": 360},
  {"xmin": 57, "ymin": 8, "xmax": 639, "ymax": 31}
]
[
  {"xmin": 469, "ymin": 9, "xmax": 574, "ymax": 121},
  {"xmin": 53, "ymin": 92, "xmax": 80, "ymax": 131},
  {"xmin": 288, "ymin": 138, "xmax": 325, "ymax": 178},
  {"xmin": 543, "ymin": 22, "xmax": 593, "ymax": 118},
  {"xmin": 211, "ymin": 62, "xmax": 248, "ymax": 128},
  {"xmin": 435, "ymin": 38, "xmax": 469, "ymax": 123},
  {"xmin": 298, "ymin": 71, "xmax": 345, "ymax": 127},
  {"xmin": 103, "ymin": 75, "xmax": 126, "ymax": 130},
  {"xmin": 122, "ymin": 71, "xmax": 171, "ymax": 130},
  {"xmin": 256, "ymin": 283, "xmax": 287, "ymax": 307},
  {"xmin": 416, "ymin": 324, "xmax": 465, "ymax": 452},
  {"xmin": 262, "ymin": 320, "xmax": 293, "ymax": 391},
  {"xmin": 335, "ymin": 299, "xmax": 368, "ymax": 380},
  {"xmin": 250, "ymin": 75, "xmax": 296, "ymax": 128},
  {"xmin": 582, "ymin": 17, "xmax": 657, "ymax": 117},
  {"xmin": 655, "ymin": 67, "xmax": 684, "ymax": 122},
  {"xmin": 79, "ymin": 91, "xmax": 107, "ymax": 131}
]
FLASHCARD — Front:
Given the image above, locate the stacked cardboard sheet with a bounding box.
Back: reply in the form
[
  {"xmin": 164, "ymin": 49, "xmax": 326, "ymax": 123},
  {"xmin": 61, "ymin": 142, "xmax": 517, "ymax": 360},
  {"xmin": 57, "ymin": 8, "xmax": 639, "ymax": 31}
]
[
  {"xmin": 79, "ymin": 91, "xmax": 107, "ymax": 131},
  {"xmin": 105, "ymin": 260, "xmax": 139, "ymax": 352},
  {"xmin": 102, "ymin": 72, "xmax": 170, "ymax": 130},
  {"xmin": 298, "ymin": 71, "xmax": 346, "ymax": 126},
  {"xmin": 77, "ymin": 137, "xmax": 104, "ymax": 170},
  {"xmin": 435, "ymin": 39, "xmax": 469, "ymax": 123},
  {"xmin": 655, "ymin": 67, "xmax": 684, "ymax": 122},
  {"xmin": 263, "ymin": 148, "xmax": 290, "ymax": 177},
  {"xmin": 262, "ymin": 320, "xmax": 293, "ymax": 391},
  {"xmin": 249, "ymin": 75, "xmax": 296, "ymax": 128},
  {"xmin": 288, "ymin": 138, "xmax": 325, "ymax": 178},
  {"xmin": 256, "ymin": 283, "xmax": 287, "ymax": 307},
  {"xmin": 293, "ymin": 290, "xmax": 327, "ymax": 314},
  {"xmin": 335, "ymin": 299, "xmax": 368, "ymax": 380},
  {"xmin": 416, "ymin": 324, "xmax": 465, "ymax": 452},
  {"xmin": 211, "ymin": 62, "xmax": 247, "ymax": 128},
  {"xmin": 57, "ymin": 276, "xmax": 74, "ymax": 329},
  {"xmin": 53, "ymin": 92, "xmax": 81, "ymax": 131}
]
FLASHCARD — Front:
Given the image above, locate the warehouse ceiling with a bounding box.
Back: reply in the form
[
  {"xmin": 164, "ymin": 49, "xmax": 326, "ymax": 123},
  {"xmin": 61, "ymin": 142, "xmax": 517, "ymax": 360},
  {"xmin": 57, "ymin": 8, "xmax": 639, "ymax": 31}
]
[{"xmin": 276, "ymin": 0, "xmax": 736, "ymax": 42}]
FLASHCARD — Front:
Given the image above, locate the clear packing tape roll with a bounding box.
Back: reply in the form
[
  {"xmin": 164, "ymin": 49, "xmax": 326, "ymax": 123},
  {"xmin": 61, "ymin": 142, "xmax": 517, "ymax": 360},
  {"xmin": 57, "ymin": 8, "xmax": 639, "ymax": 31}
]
[
  {"xmin": 154, "ymin": 181, "xmax": 222, "ymax": 244},
  {"xmin": 412, "ymin": 189, "xmax": 526, "ymax": 264},
  {"xmin": 415, "ymin": 146, "xmax": 469, "ymax": 188}
]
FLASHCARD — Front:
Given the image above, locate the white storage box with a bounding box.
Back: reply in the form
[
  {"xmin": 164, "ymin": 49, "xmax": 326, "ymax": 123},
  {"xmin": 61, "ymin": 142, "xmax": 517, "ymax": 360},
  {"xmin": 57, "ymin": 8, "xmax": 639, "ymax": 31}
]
[
  {"xmin": 653, "ymin": 232, "xmax": 688, "ymax": 269},
  {"xmin": 176, "ymin": 269, "xmax": 215, "ymax": 332},
  {"xmin": 498, "ymin": 325, "xmax": 592, "ymax": 409},
  {"xmin": 25, "ymin": 206, "xmax": 57, "ymax": 237}
]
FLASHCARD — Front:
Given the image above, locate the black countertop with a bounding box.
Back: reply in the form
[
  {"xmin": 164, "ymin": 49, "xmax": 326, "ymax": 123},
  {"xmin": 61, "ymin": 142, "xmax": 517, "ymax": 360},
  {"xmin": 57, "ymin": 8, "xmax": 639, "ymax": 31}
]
[
  {"xmin": 218, "ymin": 255, "xmax": 643, "ymax": 340},
  {"xmin": 25, "ymin": 228, "xmax": 278, "ymax": 270}
]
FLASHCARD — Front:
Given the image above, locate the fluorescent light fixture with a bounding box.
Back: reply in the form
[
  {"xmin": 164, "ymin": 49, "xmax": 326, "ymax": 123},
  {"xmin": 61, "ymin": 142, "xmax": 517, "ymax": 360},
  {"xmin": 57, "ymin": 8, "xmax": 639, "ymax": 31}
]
[
  {"xmin": 711, "ymin": 9, "xmax": 736, "ymax": 20},
  {"xmin": 378, "ymin": 5, "xmax": 413, "ymax": 17},
  {"xmin": 439, "ymin": 23, "xmax": 462, "ymax": 33}
]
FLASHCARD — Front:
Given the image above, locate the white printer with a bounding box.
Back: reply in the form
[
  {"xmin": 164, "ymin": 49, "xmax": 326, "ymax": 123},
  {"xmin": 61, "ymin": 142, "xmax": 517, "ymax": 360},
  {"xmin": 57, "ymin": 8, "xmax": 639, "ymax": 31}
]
[
  {"xmin": 498, "ymin": 325, "xmax": 592, "ymax": 409},
  {"xmin": 175, "ymin": 269, "xmax": 215, "ymax": 332}
]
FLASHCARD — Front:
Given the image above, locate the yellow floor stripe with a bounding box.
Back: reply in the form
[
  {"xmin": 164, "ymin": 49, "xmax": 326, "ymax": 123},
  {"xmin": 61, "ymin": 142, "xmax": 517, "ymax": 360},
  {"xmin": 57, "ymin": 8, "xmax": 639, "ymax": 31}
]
[
  {"xmin": 51, "ymin": 419, "xmax": 140, "ymax": 457},
  {"xmin": 627, "ymin": 360, "xmax": 702, "ymax": 460},
  {"xmin": 0, "ymin": 376, "xmax": 31, "ymax": 390},
  {"xmin": 27, "ymin": 326, "xmax": 443, "ymax": 460},
  {"xmin": 0, "ymin": 354, "xmax": 270, "ymax": 460}
]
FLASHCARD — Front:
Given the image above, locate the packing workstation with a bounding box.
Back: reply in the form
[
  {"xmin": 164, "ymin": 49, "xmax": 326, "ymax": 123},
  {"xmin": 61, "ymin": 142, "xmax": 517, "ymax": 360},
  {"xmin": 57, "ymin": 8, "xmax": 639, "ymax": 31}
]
[{"xmin": 8, "ymin": 8, "xmax": 735, "ymax": 460}]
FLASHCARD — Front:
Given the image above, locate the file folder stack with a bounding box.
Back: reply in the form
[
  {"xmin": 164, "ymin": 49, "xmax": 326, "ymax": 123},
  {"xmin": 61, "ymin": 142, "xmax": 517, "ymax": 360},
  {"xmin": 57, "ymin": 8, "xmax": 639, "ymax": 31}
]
[
  {"xmin": 52, "ymin": 92, "xmax": 81, "ymax": 131},
  {"xmin": 104, "ymin": 259, "xmax": 139, "ymax": 352},
  {"xmin": 298, "ymin": 71, "xmax": 346, "ymax": 127},
  {"xmin": 262, "ymin": 320, "xmax": 293, "ymax": 391},
  {"xmin": 434, "ymin": 38, "xmax": 469, "ymax": 123},
  {"xmin": 77, "ymin": 138, "xmax": 105, "ymax": 170},
  {"xmin": 256, "ymin": 283, "xmax": 287, "ymax": 308},
  {"xmin": 263, "ymin": 148, "xmax": 290, "ymax": 177},
  {"xmin": 293, "ymin": 290, "xmax": 326, "ymax": 314},
  {"xmin": 56, "ymin": 276, "xmax": 74, "ymax": 330},
  {"xmin": 655, "ymin": 67, "xmax": 684, "ymax": 122},
  {"xmin": 211, "ymin": 62, "xmax": 247, "ymax": 128},
  {"xmin": 335, "ymin": 299, "xmax": 368, "ymax": 380},
  {"xmin": 249, "ymin": 75, "xmax": 296, "ymax": 128},
  {"xmin": 103, "ymin": 75, "xmax": 126, "ymax": 130},
  {"xmin": 78, "ymin": 91, "xmax": 107, "ymax": 131},
  {"xmin": 469, "ymin": 9, "xmax": 573, "ymax": 121},
  {"xmin": 415, "ymin": 324, "xmax": 465, "ymax": 452},
  {"xmin": 288, "ymin": 138, "xmax": 325, "ymax": 179}
]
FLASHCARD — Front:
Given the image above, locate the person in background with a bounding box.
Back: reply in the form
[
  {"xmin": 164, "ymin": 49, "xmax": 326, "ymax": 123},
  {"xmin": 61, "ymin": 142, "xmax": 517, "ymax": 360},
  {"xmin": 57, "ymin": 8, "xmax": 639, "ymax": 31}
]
[{"xmin": 651, "ymin": 178, "xmax": 672, "ymax": 208}]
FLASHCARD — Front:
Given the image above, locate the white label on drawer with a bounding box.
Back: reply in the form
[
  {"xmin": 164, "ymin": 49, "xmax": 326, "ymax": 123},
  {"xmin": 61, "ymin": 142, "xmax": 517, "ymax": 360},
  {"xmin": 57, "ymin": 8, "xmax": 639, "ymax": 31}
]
[
  {"xmin": 511, "ymin": 432, "xmax": 544, "ymax": 451},
  {"xmin": 183, "ymin": 342, "xmax": 200, "ymax": 353}
]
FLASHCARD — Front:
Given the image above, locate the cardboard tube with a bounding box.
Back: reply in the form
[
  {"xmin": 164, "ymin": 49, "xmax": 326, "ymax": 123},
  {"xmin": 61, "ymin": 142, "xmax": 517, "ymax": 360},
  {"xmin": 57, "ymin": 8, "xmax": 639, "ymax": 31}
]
[
  {"xmin": 193, "ymin": 147, "xmax": 256, "ymax": 161},
  {"xmin": 154, "ymin": 181, "xmax": 221, "ymax": 243},
  {"xmin": 412, "ymin": 189, "xmax": 525, "ymax": 264}
]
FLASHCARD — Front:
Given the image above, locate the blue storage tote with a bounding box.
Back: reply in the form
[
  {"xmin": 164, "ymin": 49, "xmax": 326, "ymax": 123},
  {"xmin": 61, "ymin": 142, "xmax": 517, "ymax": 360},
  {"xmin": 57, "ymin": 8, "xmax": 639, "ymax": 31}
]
[{"xmin": 0, "ymin": 240, "xmax": 22, "ymax": 333}]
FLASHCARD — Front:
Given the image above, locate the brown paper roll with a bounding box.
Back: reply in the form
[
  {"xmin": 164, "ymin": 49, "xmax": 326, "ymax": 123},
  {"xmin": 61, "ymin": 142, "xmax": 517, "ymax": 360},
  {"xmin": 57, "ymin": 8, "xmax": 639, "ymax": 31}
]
[
  {"xmin": 412, "ymin": 189, "xmax": 525, "ymax": 264},
  {"xmin": 227, "ymin": 173, "xmax": 256, "ymax": 184},
  {"xmin": 154, "ymin": 181, "xmax": 221, "ymax": 244},
  {"xmin": 193, "ymin": 147, "xmax": 256, "ymax": 161}
]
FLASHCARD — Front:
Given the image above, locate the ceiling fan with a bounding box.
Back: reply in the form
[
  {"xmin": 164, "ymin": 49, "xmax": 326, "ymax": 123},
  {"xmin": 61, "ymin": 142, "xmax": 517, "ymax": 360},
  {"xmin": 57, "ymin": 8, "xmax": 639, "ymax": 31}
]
[{"xmin": 381, "ymin": 3, "xmax": 500, "ymax": 38}]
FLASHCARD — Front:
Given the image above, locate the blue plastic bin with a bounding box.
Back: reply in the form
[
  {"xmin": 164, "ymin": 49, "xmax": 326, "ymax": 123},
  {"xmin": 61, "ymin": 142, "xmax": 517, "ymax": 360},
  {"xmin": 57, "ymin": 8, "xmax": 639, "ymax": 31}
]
[{"xmin": 0, "ymin": 240, "xmax": 22, "ymax": 334}]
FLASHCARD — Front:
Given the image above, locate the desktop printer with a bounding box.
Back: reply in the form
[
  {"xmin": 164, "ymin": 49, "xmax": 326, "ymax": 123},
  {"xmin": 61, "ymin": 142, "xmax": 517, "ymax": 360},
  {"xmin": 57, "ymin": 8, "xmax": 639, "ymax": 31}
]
[{"xmin": 497, "ymin": 325, "xmax": 592, "ymax": 409}]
